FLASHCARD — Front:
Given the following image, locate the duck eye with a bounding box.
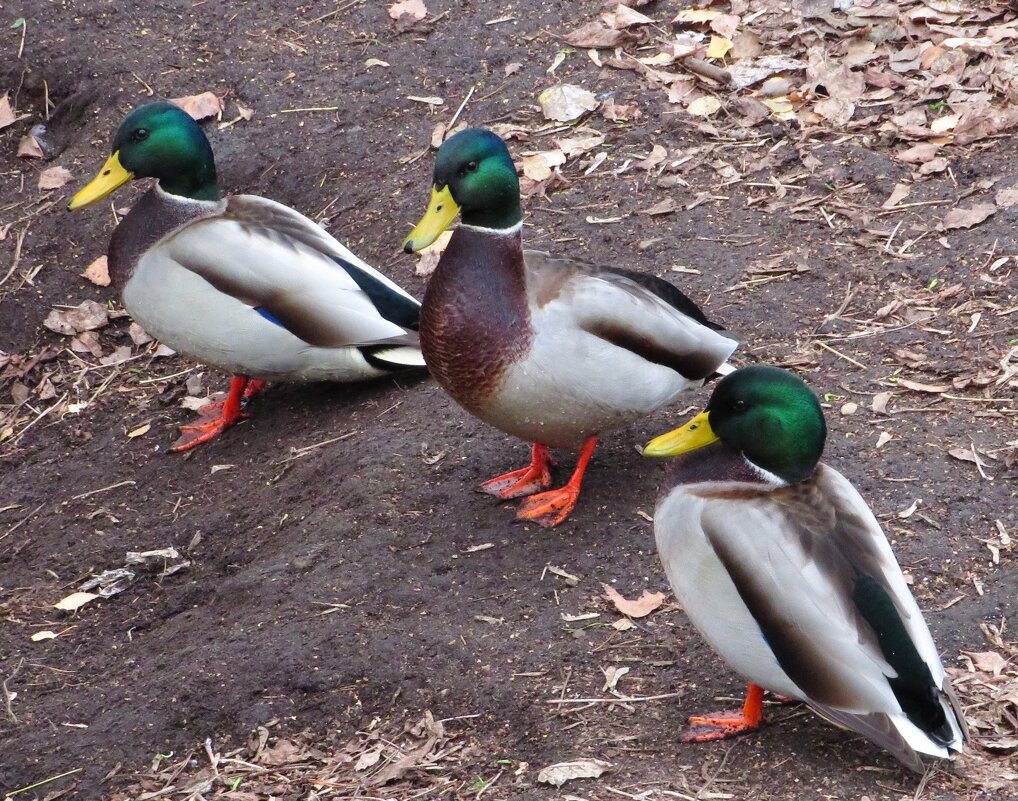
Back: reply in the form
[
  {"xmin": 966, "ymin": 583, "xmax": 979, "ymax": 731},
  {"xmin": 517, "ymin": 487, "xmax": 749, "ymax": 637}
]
[
  {"xmin": 131, "ymin": 128, "xmax": 149, "ymax": 143},
  {"xmin": 732, "ymin": 399, "xmax": 747, "ymax": 412},
  {"xmin": 463, "ymin": 160, "xmax": 479, "ymax": 175}
]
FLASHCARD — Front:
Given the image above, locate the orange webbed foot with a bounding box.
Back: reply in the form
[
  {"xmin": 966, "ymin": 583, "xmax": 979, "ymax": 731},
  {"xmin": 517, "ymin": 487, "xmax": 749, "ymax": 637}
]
[
  {"xmin": 513, "ymin": 437, "xmax": 598, "ymax": 528},
  {"xmin": 682, "ymin": 683, "xmax": 765, "ymax": 743},
  {"xmin": 170, "ymin": 375, "xmax": 261, "ymax": 453},
  {"xmin": 515, "ymin": 484, "xmax": 581, "ymax": 528},
  {"xmin": 480, "ymin": 444, "xmax": 555, "ymax": 499}
]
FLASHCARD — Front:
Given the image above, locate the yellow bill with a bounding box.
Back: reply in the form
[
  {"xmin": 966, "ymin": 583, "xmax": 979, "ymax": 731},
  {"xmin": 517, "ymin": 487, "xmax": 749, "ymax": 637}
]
[
  {"xmin": 68, "ymin": 151, "xmax": 134, "ymax": 210},
  {"xmin": 402, "ymin": 184, "xmax": 459, "ymax": 252},
  {"xmin": 643, "ymin": 411, "xmax": 718, "ymax": 458}
]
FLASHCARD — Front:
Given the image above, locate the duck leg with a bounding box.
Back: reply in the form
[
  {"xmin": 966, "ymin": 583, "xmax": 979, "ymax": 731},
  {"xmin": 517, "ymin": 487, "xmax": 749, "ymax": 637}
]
[
  {"xmin": 682, "ymin": 683, "xmax": 765, "ymax": 743},
  {"xmin": 515, "ymin": 436, "xmax": 598, "ymax": 528},
  {"xmin": 480, "ymin": 443, "xmax": 555, "ymax": 499},
  {"xmin": 171, "ymin": 375, "xmax": 266, "ymax": 452}
]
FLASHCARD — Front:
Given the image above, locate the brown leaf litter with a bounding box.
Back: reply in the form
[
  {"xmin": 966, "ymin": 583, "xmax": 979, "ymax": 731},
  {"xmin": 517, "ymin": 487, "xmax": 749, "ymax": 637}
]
[{"xmin": 106, "ymin": 711, "xmax": 473, "ymax": 799}]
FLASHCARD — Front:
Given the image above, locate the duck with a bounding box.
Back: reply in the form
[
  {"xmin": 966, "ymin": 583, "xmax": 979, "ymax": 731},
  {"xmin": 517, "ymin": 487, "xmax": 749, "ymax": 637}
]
[
  {"xmin": 402, "ymin": 128, "xmax": 737, "ymax": 527},
  {"xmin": 643, "ymin": 365, "xmax": 968, "ymax": 771},
  {"xmin": 68, "ymin": 101, "xmax": 425, "ymax": 451}
]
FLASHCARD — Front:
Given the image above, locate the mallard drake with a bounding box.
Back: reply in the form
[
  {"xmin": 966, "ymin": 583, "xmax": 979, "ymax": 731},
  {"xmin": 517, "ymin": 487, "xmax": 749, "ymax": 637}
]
[
  {"xmin": 643, "ymin": 365, "xmax": 967, "ymax": 770},
  {"xmin": 402, "ymin": 128, "xmax": 737, "ymax": 527},
  {"xmin": 69, "ymin": 101, "xmax": 425, "ymax": 451}
]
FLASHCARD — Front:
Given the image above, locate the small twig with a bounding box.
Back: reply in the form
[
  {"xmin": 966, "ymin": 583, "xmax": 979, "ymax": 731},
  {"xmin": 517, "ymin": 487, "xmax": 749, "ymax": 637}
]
[
  {"xmin": 680, "ymin": 56, "xmax": 732, "ymax": 85},
  {"xmin": 71, "ymin": 480, "xmax": 138, "ymax": 501},
  {"xmin": 4, "ymin": 767, "xmax": 83, "ymax": 798},
  {"xmin": 0, "ymin": 226, "xmax": 29, "ymax": 290},
  {"xmin": 303, "ymin": 0, "xmax": 363, "ymax": 25},
  {"xmin": 279, "ymin": 106, "xmax": 340, "ymax": 113},
  {"xmin": 815, "ymin": 339, "xmax": 866, "ymax": 369},
  {"xmin": 475, "ymin": 769, "xmax": 502, "ymax": 799},
  {"xmin": 696, "ymin": 741, "xmax": 738, "ymax": 800},
  {"xmin": 5, "ymin": 391, "xmax": 68, "ymax": 447},
  {"xmin": 15, "ymin": 18, "xmax": 27, "ymax": 60},
  {"xmin": 275, "ymin": 430, "xmax": 359, "ymax": 465},
  {"xmin": 546, "ymin": 690, "xmax": 684, "ymax": 705},
  {"xmin": 448, "ymin": 85, "xmax": 475, "ymax": 130},
  {"xmin": 3, "ymin": 657, "xmax": 25, "ymax": 723},
  {"xmin": 0, "ymin": 502, "xmax": 43, "ymax": 544}
]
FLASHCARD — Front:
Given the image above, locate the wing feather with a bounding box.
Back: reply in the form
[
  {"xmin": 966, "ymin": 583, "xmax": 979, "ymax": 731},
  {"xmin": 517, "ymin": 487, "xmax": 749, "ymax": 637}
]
[
  {"xmin": 527, "ymin": 253, "xmax": 736, "ymax": 380},
  {"xmin": 158, "ymin": 196, "xmax": 420, "ymax": 349}
]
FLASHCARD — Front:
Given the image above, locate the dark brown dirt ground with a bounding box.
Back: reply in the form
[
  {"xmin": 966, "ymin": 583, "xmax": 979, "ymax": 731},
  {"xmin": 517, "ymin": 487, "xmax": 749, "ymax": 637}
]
[{"xmin": 1, "ymin": 2, "xmax": 1016, "ymax": 800}]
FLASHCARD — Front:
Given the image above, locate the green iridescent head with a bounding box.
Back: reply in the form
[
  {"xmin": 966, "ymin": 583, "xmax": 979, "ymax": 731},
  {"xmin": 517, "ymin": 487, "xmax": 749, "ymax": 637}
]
[
  {"xmin": 403, "ymin": 128, "xmax": 522, "ymax": 252},
  {"xmin": 69, "ymin": 101, "xmax": 220, "ymax": 209},
  {"xmin": 644, "ymin": 366, "xmax": 827, "ymax": 484}
]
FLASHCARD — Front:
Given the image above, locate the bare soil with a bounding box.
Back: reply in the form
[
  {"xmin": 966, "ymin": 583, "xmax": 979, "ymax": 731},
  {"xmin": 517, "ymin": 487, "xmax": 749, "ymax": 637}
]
[{"xmin": 1, "ymin": 2, "xmax": 1015, "ymax": 800}]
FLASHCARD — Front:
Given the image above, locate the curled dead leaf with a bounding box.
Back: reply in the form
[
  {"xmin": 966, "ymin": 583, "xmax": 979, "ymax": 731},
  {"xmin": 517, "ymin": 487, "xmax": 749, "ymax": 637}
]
[
  {"xmin": 605, "ymin": 4, "xmax": 654, "ymax": 29},
  {"xmin": 602, "ymin": 583, "xmax": 666, "ymax": 618},
  {"xmin": 964, "ymin": 650, "xmax": 1008, "ymax": 676},
  {"xmin": 521, "ymin": 150, "xmax": 566, "ymax": 181},
  {"xmin": 0, "ymin": 93, "xmax": 18, "ymax": 129},
  {"xmin": 563, "ymin": 20, "xmax": 634, "ymax": 49},
  {"xmin": 38, "ymin": 165, "xmax": 73, "ymax": 191},
  {"xmin": 17, "ymin": 134, "xmax": 45, "ymax": 159},
  {"xmin": 127, "ymin": 423, "xmax": 152, "ymax": 439},
  {"xmin": 539, "ymin": 84, "xmax": 599, "ymax": 122},
  {"xmin": 82, "ymin": 255, "xmax": 110, "ymax": 287},
  {"xmin": 895, "ymin": 378, "xmax": 948, "ymax": 393},
  {"xmin": 686, "ymin": 95, "xmax": 722, "ymax": 117},
  {"xmin": 43, "ymin": 300, "xmax": 110, "ymax": 335},
  {"xmin": 641, "ymin": 198, "xmax": 677, "ymax": 216},
  {"xmin": 537, "ymin": 758, "xmax": 613, "ymax": 788},
  {"xmin": 170, "ymin": 92, "xmax": 223, "ymax": 121},
  {"xmin": 388, "ymin": 0, "xmax": 427, "ymax": 21},
  {"xmin": 54, "ymin": 591, "xmax": 98, "ymax": 611},
  {"xmin": 942, "ymin": 203, "xmax": 997, "ymax": 231},
  {"xmin": 414, "ymin": 229, "xmax": 452, "ymax": 277}
]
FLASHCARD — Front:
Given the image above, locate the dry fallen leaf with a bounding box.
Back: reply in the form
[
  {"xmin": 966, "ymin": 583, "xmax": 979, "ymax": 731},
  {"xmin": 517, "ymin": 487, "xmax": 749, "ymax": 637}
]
[
  {"xmin": 761, "ymin": 96, "xmax": 796, "ymax": 120},
  {"xmin": 555, "ymin": 129, "xmax": 605, "ymax": 158},
  {"xmin": 606, "ymin": 4, "xmax": 654, "ymax": 29},
  {"xmin": 539, "ymin": 84, "xmax": 599, "ymax": 122},
  {"xmin": 128, "ymin": 423, "xmax": 152, "ymax": 439},
  {"xmin": 170, "ymin": 92, "xmax": 223, "ymax": 121},
  {"xmin": 82, "ymin": 255, "xmax": 110, "ymax": 287},
  {"xmin": 521, "ymin": 149, "xmax": 566, "ymax": 181},
  {"xmin": 872, "ymin": 391, "xmax": 892, "ymax": 414},
  {"xmin": 43, "ymin": 300, "xmax": 110, "ymax": 335},
  {"xmin": 414, "ymin": 229, "xmax": 452, "ymax": 277},
  {"xmin": 0, "ymin": 93, "xmax": 19, "ymax": 129},
  {"xmin": 942, "ymin": 203, "xmax": 997, "ymax": 230},
  {"xmin": 995, "ymin": 185, "xmax": 1018, "ymax": 208},
  {"xmin": 686, "ymin": 96, "xmax": 722, "ymax": 117},
  {"xmin": 537, "ymin": 759, "xmax": 613, "ymax": 788},
  {"xmin": 407, "ymin": 95, "xmax": 444, "ymax": 106},
  {"xmin": 641, "ymin": 198, "xmax": 677, "ymax": 216},
  {"xmin": 388, "ymin": 0, "xmax": 427, "ymax": 21},
  {"xmin": 881, "ymin": 183, "xmax": 911, "ymax": 209},
  {"xmin": 964, "ymin": 650, "xmax": 1009, "ymax": 676},
  {"xmin": 895, "ymin": 378, "xmax": 948, "ymax": 393},
  {"xmin": 128, "ymin": 322, "xmax": 153, "ymax": 346},
  {"xmin": 563, "ymin": 20, "xmax": 634, "ymax": 49},
  {"xmin": 896, "ymin": 142, "xmax": 939, "ymax": 164},
  {"xmin": 674, "ymin": 8, "xmax": 721, "ymax": 24},
  {"xmin": 38, "ymin": 166, "xmax": 73, "ymax": 191},
  {"xmin": 602, "ymin": 584, "xmax": 666, "ymax": 618},
  {"xmin": 707, "ymin": 35, "xmax": 732, "ymax": 60},
  {"xmin": 17, "ymin": 134, "xmax": 45, "ymax": 159},
  {"xmin": 54, "ymin": 591, "xmax": 98, "ymax": 612}
]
